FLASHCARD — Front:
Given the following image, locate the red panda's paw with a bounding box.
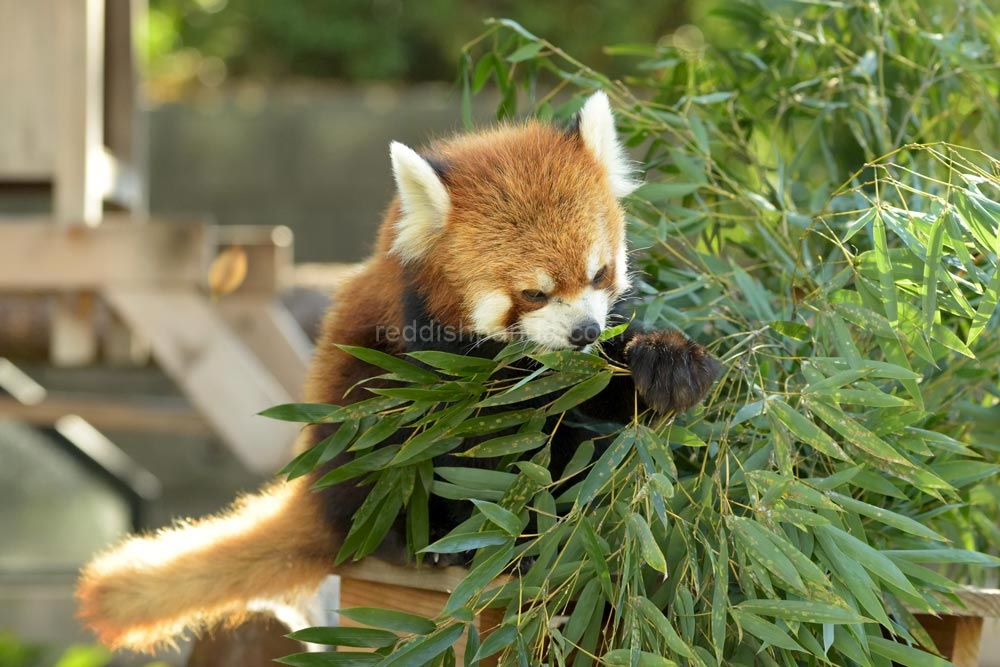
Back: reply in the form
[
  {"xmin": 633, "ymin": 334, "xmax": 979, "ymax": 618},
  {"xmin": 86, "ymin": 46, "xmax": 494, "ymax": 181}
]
[{"xmin": 624, "ymin": 331, "xmax": 721, "ymax": 414}]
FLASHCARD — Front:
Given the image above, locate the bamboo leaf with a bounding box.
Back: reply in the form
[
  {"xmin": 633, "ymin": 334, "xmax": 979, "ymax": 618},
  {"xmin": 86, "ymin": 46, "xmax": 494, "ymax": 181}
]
[
  {"xmin": 477, "ymin": 371, "xmax": 587, "ymax": 407},
  {"xmin": 277, "ymin": 653, "xmax": 381, "ymax": 666},
  {"xmin": 602, "ymin": 649, "xmax": 677, "ymax": 666},
  {"xmin": 805, "ymin": 398, "xmax": 912, "ymax": 467},
  {"xmin": 819, "ymin": 525, "xmax": 922, "ymax": 600},
  {"xmin": 434, "ymin": 467, "xmax": 517, "ymax": 491},
  {"xmin": 530, "ymin": 350, "xmax": 608, "ymax": 373},
  {"xmin": 337, "ymin": 345, "xmax": 441, "ymax": 384},
  {"xmin": 634, "ymin": 597, "xmax": 699, "ymax": 661},
  {"xmin": 421, "ymin": 530, "xmax": 512, "ymax": 554},
  {"xmin": 872, "ymin": 212, "xmax": 900, "ymax": 325},
  {"xmin": 921, "ymin": 212, "xmax": 947, "ymax": 331},
  {"xmin": 730, "ymin": 610, "xmax": 804, "ymax": 652},
  {"xmin": 456, "ymin": 432, "xmax": 548, "ymax": 458},
  {"xmin": 473, "ymin": 622, "xmax": 518, "ymax": 661},
  {"xmin": 868, "ymin": 636, "xmax": 955, "ymax": 667},
  {"xmin": 563, "ymin": 578, "xmax": 603, "ymax": 644},
  {"xmin": 627, "ymin": 513, "xmax": 668, "ymax": 575},
  {"xmin": 375, "ymin": 624, "xmax": 465, "ymax": 667},
  {"xmin": 712, "ymin": 533, "xmax": 729, "ymax": 664},
  {"xmin": 261, "ymin": 403, "xmax": 343, "ymax": 423},
  {"xmin": 350, "ymin": 414, "xmax": 404, "ymax": 451},
  {"xmin": 506, "ymin": 41, "xmax": 544, "ymax": 62},
  {"xmin": 443, "ymin": 544, "xmax": 515, "ymax": 614},
  {"xmin": 728, "ymin": 517, "xmax": 807, "ymax": 594},
  {"xmin": 406, "ymin": 351, "xmax": 498, "ymax": 375},
  {"xmin": 451, "ymin": 408, "xmax": 536, "ymax": 436},
  {"xmin": 288, "ymin": 627, "xmax": 398, "ymax": 649},
  {"xmin": 545, "ymin": 370, "xmax": 612, "ymax": 414},
  {"xmin": 768, "ymin": 399, "xmax": 850, "ymax": 461},
  {"xmin": 470, "ymin": 499, "xmax": 523, "ymax": 537},
  {"xmin": 575, "ymin": 428, "xmax": 636, "ymax": 507},
  {"xmin": 734, "ymin": 600, "xmax": 866, "ymax": 625},
  {"xmin": 967, "ymin": 266, "xmax": 1000, "ymax": 345},
  {"xmin": 827, "ymin": 492, "xmax": 946, "ymax": 542},
  {"xmin": 634, "ymin": 182, "xmax": 702, "ymax": 201},
  {"xmin": 313, "ymin": 446, "xmax": 400, "ymax": 488}
]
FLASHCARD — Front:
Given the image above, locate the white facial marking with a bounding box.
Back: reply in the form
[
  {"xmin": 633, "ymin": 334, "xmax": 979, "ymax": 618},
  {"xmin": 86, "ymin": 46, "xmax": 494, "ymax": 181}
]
[
  {"xmin": 615, "ymin": 243, "xmax": 631, "ymax": 293},
  {"xmin": 586, "ymin": 244, "xmax": 604, "ymax": 281},
  {"xmin": 587, "ymin": 243, "xmax": 611, "ymax": 280},
  {"xmin": 389, "ymin": 142, "xmax": 451, "ymax": 263},
  {"xmin": 470, "ymin": 290, "xmax": 513, "ymax": 338},
  {"xmin": 578, "ymin": 92, "xmax": 641, "ymax": 198},
  {"xmin": 518, "ymin": 287, "xmax": 610, "ymax": 350},
  {"xmin": 534, "ymin": 269, "xmax": 556, "ymax": 295}
]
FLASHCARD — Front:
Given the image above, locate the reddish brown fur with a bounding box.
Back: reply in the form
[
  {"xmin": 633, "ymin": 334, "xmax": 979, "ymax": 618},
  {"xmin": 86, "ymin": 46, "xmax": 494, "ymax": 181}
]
[
  {"xmin": 75, "ymin": 479, "xmax": 332, "ymax": 651},
  {"xmin": 76, "ymin": 119, "xmax": 626, "ymax": 651},
  {"xmin": 399, "ymin": 124, "xmax": 626, "ymax": 336}
]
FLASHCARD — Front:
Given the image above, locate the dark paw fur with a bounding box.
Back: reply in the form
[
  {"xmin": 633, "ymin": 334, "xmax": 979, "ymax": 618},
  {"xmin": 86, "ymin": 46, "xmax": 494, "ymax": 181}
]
[{"xmin": 625, "ymin": 331, "xmax": 721, "ymax": 414}]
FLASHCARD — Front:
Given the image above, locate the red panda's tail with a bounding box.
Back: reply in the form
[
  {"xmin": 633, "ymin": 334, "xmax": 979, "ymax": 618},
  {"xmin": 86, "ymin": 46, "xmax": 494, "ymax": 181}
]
[{"xmin": 75, "ymin": 478, "xmax": 335, "ymax": 652}]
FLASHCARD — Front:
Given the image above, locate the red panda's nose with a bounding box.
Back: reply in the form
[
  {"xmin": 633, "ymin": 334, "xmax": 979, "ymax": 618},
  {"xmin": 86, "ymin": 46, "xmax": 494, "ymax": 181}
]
[{"xmin": 569, "ymin": 319, "xmax": 602, "ymax": 348}]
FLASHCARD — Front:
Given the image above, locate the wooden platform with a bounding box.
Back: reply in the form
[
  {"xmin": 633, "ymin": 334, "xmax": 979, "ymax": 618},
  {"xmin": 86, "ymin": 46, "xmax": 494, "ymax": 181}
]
[
  {"xmin": 914, "ymin": 588, "xmax": 1000, "ymax": 667},
  {"xmin": 190, "ymin": 559, "xmax": 998, "ymax": 667},
  {"xmin": 336, "ymin": 560, "xmax": 505, "ymax": 667}
]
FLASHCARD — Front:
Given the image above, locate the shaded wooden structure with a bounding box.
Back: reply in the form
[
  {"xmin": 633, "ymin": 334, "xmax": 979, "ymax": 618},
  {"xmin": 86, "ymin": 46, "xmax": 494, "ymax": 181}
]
[
  {"xmin": 913, "ymin": 589, "xmax": 1000, "ymax": 667},
  {"xmin": 0, "ymin": 0, "xmax": 310, "ymax": 474},
  {"xmin": 193, "ymin": 558, "xmax": 999, "ymax": 667}
]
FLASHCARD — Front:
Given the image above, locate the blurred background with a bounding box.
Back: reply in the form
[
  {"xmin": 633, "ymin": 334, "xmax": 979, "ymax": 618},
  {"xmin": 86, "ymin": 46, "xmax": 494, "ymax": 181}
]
[
  {"xmin": 2, "ymin": 1, "xmax": 999, "ymax": 666},
  {"xmin": 141, "ymin": 0, "xmax": 697, "ymax": 264}
]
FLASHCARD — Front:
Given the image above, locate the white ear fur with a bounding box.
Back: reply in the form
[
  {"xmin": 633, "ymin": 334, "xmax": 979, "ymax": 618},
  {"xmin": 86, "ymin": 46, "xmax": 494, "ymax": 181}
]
[
  {"xmin": 389, "ymin": 141, "xmax": 451, "ymax": 262},
  {"xmin": 577, "ymin": 92, "xmax": 640, "ymax": 198}
]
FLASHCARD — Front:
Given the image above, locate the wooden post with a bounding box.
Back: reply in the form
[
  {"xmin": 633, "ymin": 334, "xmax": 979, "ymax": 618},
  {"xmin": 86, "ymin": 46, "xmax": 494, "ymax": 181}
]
[
  {"xmin": 916, "ymin": 615, "xmax": 984, "ymax": 667},
  {"xmin": 913, "ymin": 589, "xmax": 1000, "ymax": 666},
  {"xmin": 103, "ymin": 0, "xmax": 148, "ymax": 214},
  {"xmin": 337, "ymin": 560, "xmax": 506, "ymax": 667},
  {"xmin": 50, "ymin": 0, "xmax": 107, "ymax": 365},
  {"xmin": 55, "ymin": 0, "xmax": 106, "ymax": 226},
  {"xmin": 186, "ymin": 612, "xmax": 305, "ymax": 667}
]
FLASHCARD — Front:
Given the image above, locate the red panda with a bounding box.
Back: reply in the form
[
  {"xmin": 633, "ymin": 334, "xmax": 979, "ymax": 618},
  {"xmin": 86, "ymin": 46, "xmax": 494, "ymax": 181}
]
[{"xmin": 75, "ymin": 92, "xmax": 720, "ymax": 652}]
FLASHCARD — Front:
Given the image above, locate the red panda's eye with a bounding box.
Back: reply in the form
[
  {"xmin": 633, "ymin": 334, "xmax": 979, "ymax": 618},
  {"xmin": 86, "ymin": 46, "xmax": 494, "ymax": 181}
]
[
  {"xmin": 592, "ymin": 266, "xmax": 608, "ymax": 287},
  {"xmin": 521, "ymin": 289, "xmax": 548, "ymax": 303}
]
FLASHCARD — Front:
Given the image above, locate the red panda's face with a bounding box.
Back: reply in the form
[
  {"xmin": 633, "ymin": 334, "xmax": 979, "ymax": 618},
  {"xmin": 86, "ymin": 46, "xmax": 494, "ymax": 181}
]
[{"xmin": 388, "ymin": 92, "xmax": 638, "ymax": 350}]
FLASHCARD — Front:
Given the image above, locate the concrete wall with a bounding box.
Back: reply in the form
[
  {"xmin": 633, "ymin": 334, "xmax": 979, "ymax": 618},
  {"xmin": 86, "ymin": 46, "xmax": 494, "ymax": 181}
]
[{"xmin": 149, "ymin": 84, "xmax": 497, "ymax": 264}]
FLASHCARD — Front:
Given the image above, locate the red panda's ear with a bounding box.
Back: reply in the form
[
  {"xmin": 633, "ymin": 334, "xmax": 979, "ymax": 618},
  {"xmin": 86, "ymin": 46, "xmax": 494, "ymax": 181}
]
[
  {"xmin": 389, "ymin": 141, "xmax": 451, "ymax": 263},
  {"xmin": 576, "ymin": 92, "xmax": 640, "ymax": 198}
]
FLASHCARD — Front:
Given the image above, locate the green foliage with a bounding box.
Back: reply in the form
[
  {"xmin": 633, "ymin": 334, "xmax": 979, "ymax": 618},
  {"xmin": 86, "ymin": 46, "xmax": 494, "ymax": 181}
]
[
  {"xmin": 0, "ymin": 634, "xmax": 168, "ymax": 667},
  {"xmin": 144, "ymin": 0, "xmax": 692, "ymax": 89},
  {"xmin": 0, "ymin": 636, "xmax": 109, "ymax": 667},
  {"xmin": 266, "ymin": 1, "xmax": 1000, "ymax": 664}
]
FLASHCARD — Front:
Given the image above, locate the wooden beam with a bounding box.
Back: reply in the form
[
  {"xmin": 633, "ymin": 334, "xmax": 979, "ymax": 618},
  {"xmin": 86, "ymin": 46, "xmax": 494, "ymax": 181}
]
[
  {"xmin": 104, "ymin": 287, "xmax": 300, "ymax": 473},
  {"xmin": 50, "ymin": 292, "xmax": 100, "ymax": 366},
  {"xmin": 186, "ymin": 612, "xmax": 305, "ymax": 667},
  {"xmin": 0, "ymin": 218, "xmax": 211, "ymax": 290},
  {"xmin": 916, "ymin": 615, "xmax": 983, "ymax": 667},
  {"xmin": 217, "ymin": 295, "xmax": 311, "ymax": 399},
  {"xmin": 939, "ymin": 588, "xmax": 1000, "ymax": 617},
  {"xmin": 0, "ymin": 392, "xmax": 212, "ymax": 437},
  {"xmin": 338, "ymin": 559, "xmax": 505, "ymax": 667},
  {"xmin": 215, "ymin": 225, "xmax": 295, "ymax": 295},
  {"xmin": 911, "ymin": 588, "xmax": 1000, "ymax": 665},
  {"xmin": 336, "ymin": 558, "xmax": 474, "ymax": 594}
]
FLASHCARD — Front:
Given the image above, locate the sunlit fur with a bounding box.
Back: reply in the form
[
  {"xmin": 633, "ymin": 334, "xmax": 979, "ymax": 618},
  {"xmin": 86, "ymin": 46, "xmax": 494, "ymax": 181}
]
[
  {"xmin": 76, "ymin": 479, "xmax": 332, "ymax": 651},
  {"xmin": 75, "ymin": 93, "xmax": 679, "ymax": 652}
]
